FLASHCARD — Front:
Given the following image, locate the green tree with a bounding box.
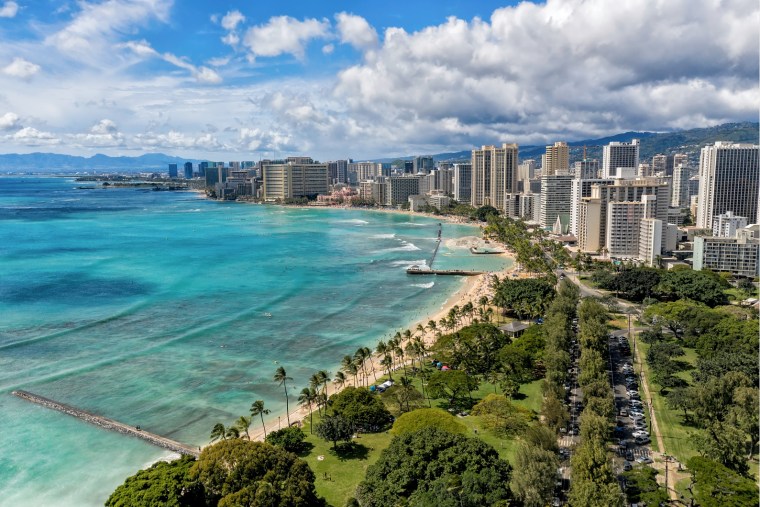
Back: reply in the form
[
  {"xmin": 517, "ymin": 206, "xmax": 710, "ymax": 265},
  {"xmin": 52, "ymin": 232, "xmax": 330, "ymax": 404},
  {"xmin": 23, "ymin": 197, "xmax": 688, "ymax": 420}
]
[
  {"xmin": 190, "ymin": 439, "xmax": 325, "ymax": 506},
  {"xmin": 329, "ymin": 386, "xmax": 393, "ymax": 432},
  {"xmin": 264, "ymin": 426, "xmax": 307, "ymax": 453},
  {"xmin": 106, "ymin": 455, "xmax": 204, "ymax": 507},
  {"xmin": 298, "ymin": 387, "xmax": 317, "ymax": 433},
  {"xmin": 656, "ymin": 269, "xmax": 729, "ymax": 307},
  {"xmin": 511, "ymin": 442, "xmax": 560, "ymax": 507},
  {"xmin": 273, "ymin": 366, "xmax": 293, "ymax": 426},
  {"xmin": 391, "ymin": 408, "xmax": 467, "ymax": 435},
  {"xmin": 471, "ymin": 393, "xmax": 532, "ymax": 437},
  {"xmin": 233, "ymin": 416, "xmax": 252, "ymax": 440},
  {"xmin": 473, "ymin": 205, "xmax": 500, "ymax": 221},
  {"xmin": 249, "ymin": 400, "xmax": 270, "ymax": 439},
  {"xmin": 687, "ymin": 456, "xmax": 759, "ymax": 507},
  {"xmin": 426, "ymin": 370, "xmax": 479, "ymax": 408},
  {"xmin": 541, "ymin": 390, "xmax": 569, "ymax": 433},
  {"xmin": 621, "ymin": 466, "xmax": 668, "ymax": 506},
  {"xmin": 568, "ymin": 440, "xmax": 623, "ymax": 507},
  {"xmin": 210, "ymin": 423, "xmax": 228, "ymax": 443},
  {"xmin": 356, "ymin": 428, "xmax": 512, "ymax": 507},
  {"xmin": 314, "ymin": 414, "xmax": 353, "ymax": 450}
]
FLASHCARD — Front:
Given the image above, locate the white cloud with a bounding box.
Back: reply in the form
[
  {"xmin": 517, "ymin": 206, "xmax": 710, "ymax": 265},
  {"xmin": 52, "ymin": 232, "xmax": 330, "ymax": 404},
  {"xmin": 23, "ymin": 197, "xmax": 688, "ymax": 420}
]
[
  {"xmin": 322, "ymin": 44, "xmax": 334, "ymax": 55},
  {"xmin": 124, "ymin": 40, "xmax": 222, "ymax": 84},
  {"xmin": 69, "ymin": 119, "xmax": 125, "ymax": 147},
  {"xmin": 10, "ymin": 127, "xmax": 60, "ymax": 146},
  {"xmin": 0, "ymin": 112, "xmax": 21, "ymax": 130},
  {"xmin": 221, "ymin": 32, "xmax": 240, "ymax": 47},
  {"xmin": 133, "ymin": 130, "xmax": 224, "ymax": 151},
  {"xmin": 335, "ymin": 12, "xmax": 378, "ymax": 50},
  {"xmin": 238, "ymin": 127, "xmax": 297, "ymax": 153},
  {"xmin": 45, "ymin": 0, "xmax": 172, "ymax": 60},
  {"xmin": 221, "ymin": 10, "xmax": 245, "ymax": 31},
  {"xmin": 0, "ymin": 1, "xmax": 18, "ymax": 18},
  {"xmin": 243, "ymin": 16, "xmax": 330, "ymax": 60},
  {"xmin": 2, "ymin": 58, "xmax": 41, "ymax": 79},
  {"xmin": 207, "ymin": 56, "xmax": 231, "ymax": 67}
]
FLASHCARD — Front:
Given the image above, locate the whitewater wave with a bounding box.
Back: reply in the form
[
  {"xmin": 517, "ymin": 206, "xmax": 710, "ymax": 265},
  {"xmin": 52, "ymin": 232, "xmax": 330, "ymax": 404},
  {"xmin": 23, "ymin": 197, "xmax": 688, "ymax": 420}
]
[
  {"xmin": 377, "ymin": 242, "xmax": 422, "ymax": 253},
  {"xmin": 340, "ymin": 219, "xmax": 369, "ymax": 225},
  {"xmin": 390, "ymin": 259, "xmax": 427, "ymax": 267},
  {"xmin": 401, "ymin": 222, "xmax": 427, "ymax": 227},
  {"xmin": 372, "ymin": 233, "xmax": 396, "ymax": 239},
  {"xmin": 410, "ymin": 281, "xmax": 435, "ymax": 289}
]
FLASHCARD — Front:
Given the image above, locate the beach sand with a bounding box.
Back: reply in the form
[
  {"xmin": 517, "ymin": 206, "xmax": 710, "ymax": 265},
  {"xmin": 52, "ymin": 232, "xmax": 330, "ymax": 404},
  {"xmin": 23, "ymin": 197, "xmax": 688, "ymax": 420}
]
[{"xmin": 241, "ymin": 248, "xmax": 515, "ymax": 442}]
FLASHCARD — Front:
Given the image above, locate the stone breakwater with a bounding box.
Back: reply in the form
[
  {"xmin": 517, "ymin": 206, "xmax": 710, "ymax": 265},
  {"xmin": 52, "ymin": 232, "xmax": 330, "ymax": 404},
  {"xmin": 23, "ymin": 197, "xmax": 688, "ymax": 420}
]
[{"xmin": 12, "ymin": 390, "xmax": 199, "ymax": 458}]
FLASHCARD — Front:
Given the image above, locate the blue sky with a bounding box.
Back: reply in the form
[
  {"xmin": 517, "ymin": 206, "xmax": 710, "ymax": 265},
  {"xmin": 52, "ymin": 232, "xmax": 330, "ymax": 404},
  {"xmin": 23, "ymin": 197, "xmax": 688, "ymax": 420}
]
[{"xmin": 0, "ymin": 0, "xmax": 757, "ymax": 160}]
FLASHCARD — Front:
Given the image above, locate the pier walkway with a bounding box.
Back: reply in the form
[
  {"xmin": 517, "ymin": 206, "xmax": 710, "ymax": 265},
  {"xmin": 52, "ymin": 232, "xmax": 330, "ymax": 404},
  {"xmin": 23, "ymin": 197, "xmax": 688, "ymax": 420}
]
[
  {"xmin": 428, "ymin": 223, "xmax": 442, "ymax": 267},
  {"xmin": 407, "ymin": 267, "xmax": 484, "ymax": 276},
  {"xmin": 12, "ymin": 390, "xmax": 200, "ymax": 457}
]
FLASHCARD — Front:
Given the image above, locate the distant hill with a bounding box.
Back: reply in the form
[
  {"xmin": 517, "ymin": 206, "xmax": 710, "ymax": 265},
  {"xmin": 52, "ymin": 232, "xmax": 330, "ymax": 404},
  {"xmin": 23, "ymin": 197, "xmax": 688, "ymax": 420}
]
[
  {"xmin": 1, "ymin": 122, "xmax": 756, "ymax": 172},
  {"xmin": 375, "ymin": 122, "xmax": 758, "ymax": 165},
  {"xmin": 0, "ymin": 152, "xmax": 196, "ymax": 173}
]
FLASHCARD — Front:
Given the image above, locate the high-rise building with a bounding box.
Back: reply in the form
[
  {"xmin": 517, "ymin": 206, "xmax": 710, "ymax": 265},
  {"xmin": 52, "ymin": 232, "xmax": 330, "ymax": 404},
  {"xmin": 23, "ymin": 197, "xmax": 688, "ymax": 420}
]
[
  {"xmin": 403, "ymin": 161, "xmax": 414, "ymax": 174},
  {"xmin": 693, "ymin": 225, "xmax": 759, "ymax": 277},
  {"xmin": 570, "ymin": 177, "xmax": 614, "ymax": 235},
  {"xmin": 543, "ymin": 142, "xmax": 570, "ymax": 176},
  {"xmin": 696, "ymin": 142, "xmax": 759, "ymax": 229},
  {"xmin": 168, "ymin": 163, "xmax": 178, "ymax": 178},
  {"xmin": 349, "ymin": 162, "xmax": 387, "ymax": 182},
  {"xmin": 602, "ymin": 139, "xmax": 639, "ymax": 178},
  {"xmin": 198, "ymin": 161, "xmax": 208, "ymax": 178},
  {"xmin": 639, "ymin": 218, "xmax": 664, "ymax": 266},
  {"xmin": 183, "ymin": 162, "xmax": 193, "ymax": 179},
  {"xmin": 673, "ymin": 153, "xmax": 689, "ymax": 169},
  {"xmin": 386, "ymin": 176, "xmax": 421, "ymax": 206},
  {"xmin": 453, "ymin": 163, "xmax": 472, "ymax": 204},
  {"xmin": 471, "ymin": 143, "xmax": 519, "ymax": 210},
  {"xmin": 573, "ymin": 159, "xmax": 599, "ymax": 179},
  {"xmin": 539, "ymin": 174, "xmax": 573, "ymax": 229},
  {"xmin": 713, "ymin": 211, "xmax": 748, "ymax": 238},
  {"xmin": 671, "ymin": 164, "xmax": 694, "ymax": 208},
  {"xmin": 413, "ymin": 156, "xmax": 435, "ymax": 174},
  {"xmin": 652, "ymin": 154, "xmax": 675, "ymax": 176},
  {"xmin": 262, "ymin": 161, "xmax": 329, "ymax": 201}
]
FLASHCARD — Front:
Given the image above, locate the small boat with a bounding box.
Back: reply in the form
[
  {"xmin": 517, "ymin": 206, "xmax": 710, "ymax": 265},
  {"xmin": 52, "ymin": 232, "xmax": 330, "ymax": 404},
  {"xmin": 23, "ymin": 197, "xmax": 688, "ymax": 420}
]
[{"xmin": 263, "ymin": 312, "xmax": 272, "ymax": 318}]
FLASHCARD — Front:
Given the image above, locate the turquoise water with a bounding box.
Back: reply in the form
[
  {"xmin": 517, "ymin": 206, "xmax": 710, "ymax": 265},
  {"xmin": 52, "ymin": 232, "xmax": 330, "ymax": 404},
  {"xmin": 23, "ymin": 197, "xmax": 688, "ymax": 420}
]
[{"xmin": 0, "ymin": 177, "xmax": 510, "ymax": 506}]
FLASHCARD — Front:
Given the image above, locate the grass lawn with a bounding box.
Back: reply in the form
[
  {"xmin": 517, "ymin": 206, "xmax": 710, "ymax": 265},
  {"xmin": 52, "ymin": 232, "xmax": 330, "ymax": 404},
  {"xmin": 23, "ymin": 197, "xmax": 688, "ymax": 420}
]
[
  {"xmin": 637, "ymin": 340, "xmax": 699, "ymax": 462},
  {"xmin": 300, "ymin": 414, "xmax": 393, "ymax": 507}
]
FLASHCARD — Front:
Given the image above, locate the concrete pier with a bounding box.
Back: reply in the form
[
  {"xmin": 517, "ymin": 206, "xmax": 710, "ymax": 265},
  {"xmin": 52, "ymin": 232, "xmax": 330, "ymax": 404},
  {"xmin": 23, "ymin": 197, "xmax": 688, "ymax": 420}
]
[
  {"xmin": 407, "ymin": 267, "xmax": 484, "ymax": 276},
  {"xmin": 12, "ymin": 390, "xmax": 200, "ymax": 457}
]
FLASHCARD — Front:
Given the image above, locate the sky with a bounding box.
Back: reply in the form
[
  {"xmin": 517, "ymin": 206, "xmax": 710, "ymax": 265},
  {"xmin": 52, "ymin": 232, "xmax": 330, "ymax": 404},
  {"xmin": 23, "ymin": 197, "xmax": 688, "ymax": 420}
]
[{"xmin": 0, "ymin": 0, "xmax": 757, "ymax": 161}]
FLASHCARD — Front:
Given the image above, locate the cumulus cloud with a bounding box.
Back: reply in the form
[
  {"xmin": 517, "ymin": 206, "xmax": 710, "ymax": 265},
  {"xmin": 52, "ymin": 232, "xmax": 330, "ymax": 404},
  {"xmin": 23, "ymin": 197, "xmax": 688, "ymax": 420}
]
[
  {"xmin": 221, "ymin": 10, "xmax": 245, "ymax": 31},
  {"xmin": 0, "ymin": 112, "xmax": 21, "ymax": 130},
  {"xmin": 243, "ymin": 16, "xmax": 330, "ymax": 60},
  {"xmin": 10, "ymin": 127, "xmax": 60, "ymax": 146},
  {"xmin": 2, "ymin": 58, "xmax": 41, "ymax": 79},
  {"xmin": 335, "ymin": 12, "xmax": 378, "ymax": 50},
  {"xmin": 0, "ymin": 1, "xmax": 18, "ymax": 18},
  {"xmin": 331, "ymin": 0, "xmax": 759, "ymax": 149},
  {"xmin": 68, "ymin": 119, "xmax": 125, "ymax": 147},
  {"xmin": 238, "ymin": 127, "xmax": 298, "ymax": 153},
  {"xmin": 133, "ymin": 130, "xmax": 224, "ymax": 151}
]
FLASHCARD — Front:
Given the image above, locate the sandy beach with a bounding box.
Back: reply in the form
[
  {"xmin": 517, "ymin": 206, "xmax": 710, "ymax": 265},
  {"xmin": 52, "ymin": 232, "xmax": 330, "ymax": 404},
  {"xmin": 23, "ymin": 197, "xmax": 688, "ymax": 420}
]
[{"xmin": 241, "ymin": 236, "xmax": 516, "ymax": 442}]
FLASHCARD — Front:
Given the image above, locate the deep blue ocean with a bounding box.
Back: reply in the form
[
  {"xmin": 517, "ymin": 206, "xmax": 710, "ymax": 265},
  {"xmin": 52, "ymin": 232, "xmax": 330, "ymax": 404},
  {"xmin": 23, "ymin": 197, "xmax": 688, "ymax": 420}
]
[{"xmin": 0, "ymin": 177, "xmax": 509, "ymax": 506}]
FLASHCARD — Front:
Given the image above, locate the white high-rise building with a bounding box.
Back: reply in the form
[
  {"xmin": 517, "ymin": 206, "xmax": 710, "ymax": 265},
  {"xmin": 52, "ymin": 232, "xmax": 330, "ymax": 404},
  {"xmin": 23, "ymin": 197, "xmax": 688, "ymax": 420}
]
[
  {"xmin": 539, "ymin": 174, "xmax": 573, "ymax": 229},
  {"xmin": 639, "ymin": 218, "xmax": 664, "ymax": 266},
  {"xmin": 713, "ymin": 211, "xmax": 748, "ymax": 238},
  {"xmin": 671, "ymin": 164, "xmax": 694, "ymax": 208},
  {"xmin": 570, "ymin": 177, "xmax": 614, "ymax": 236},
  {"xmin": 696, "ymin": 142, "xmax": 759, "ymax": 229},
  {"xmin": 471, "ymin": 144, "xmax": 519, "ymax": 209},
  {"xmin": 693, "ymin": 225, "xmax": 759, "ymax": 277},
  {"xmin": 602, "ymin": 139, "xmax": 639, "ymax": 179}
]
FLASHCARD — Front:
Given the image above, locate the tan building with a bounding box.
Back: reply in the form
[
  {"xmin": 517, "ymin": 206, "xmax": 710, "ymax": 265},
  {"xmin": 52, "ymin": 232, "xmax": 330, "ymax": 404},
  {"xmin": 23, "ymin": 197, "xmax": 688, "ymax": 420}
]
[
  {"xmin": 471, "ymin": 143, "xmax": 519, "ymax": 209},
  {"xmin": 262, "ymin": 162, "xmax": 329, "ymax": 201},
  {"xmin": 543, "ymin": 141, "xmax": 569, "ymax": 176}
]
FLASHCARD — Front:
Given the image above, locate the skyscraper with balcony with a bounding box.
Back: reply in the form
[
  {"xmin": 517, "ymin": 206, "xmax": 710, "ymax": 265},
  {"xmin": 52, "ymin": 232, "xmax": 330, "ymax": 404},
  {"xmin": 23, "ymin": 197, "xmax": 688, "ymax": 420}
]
[
  {"xmin": 543, "ymin": 141, "xmax": 570, "ymax": 176},
  {"xmin": 696, "ymin": 142, "xmax": 759, "ymax": 229},
  {"xmin": 453, "ymin": 163, "xmax": 472, "ymax": 204},
  {"xmin": 168, "ymin": 163, "xmax": 178, "ymax": 178},
  {"xmin": 471, "ymin": 143, "xmax": 519, "ymax": 210},
  {"xmin": 183, "ymin": 162, "xmax": 193, "ymax": 179}
]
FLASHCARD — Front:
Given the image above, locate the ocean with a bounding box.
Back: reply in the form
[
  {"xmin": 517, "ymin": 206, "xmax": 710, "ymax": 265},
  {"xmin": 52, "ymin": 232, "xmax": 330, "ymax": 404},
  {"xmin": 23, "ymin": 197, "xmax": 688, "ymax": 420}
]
[{"xmin": 0, "ymin": 177, "xmax": 510, "ymax": 506}]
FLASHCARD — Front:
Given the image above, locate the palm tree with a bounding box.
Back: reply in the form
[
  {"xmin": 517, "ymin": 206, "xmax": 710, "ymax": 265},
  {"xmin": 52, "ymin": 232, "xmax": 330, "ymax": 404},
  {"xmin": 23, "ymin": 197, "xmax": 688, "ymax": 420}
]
[
  {"xmin": 426, "ymin": 320, "xmax": 437, "ymax": 334},
  {"xmin": 250, "ymin": 400, "xmax": 270, "ymax": 439},
  {"xmin": 405, "ymin": 341, "xmax": 417, "ymax": 372},
  {"xmin": 210, "ymin": 422, "xmax": 227, "ymax": 442},
  {"xmin": 309, "ymin": 373, "xmax": 323, "ymax": 414},
  {"xmin": 234, "ymin": 415, "xmax": 252, "ymax": 440},
  {"xmin": 346, "ymin": 362, "xmax": 359, "ymax": 387},
  {"xmin": 273, "ymin": 366, "xmax": 293, "ymax": 426},
  {"xmin": 381, "ymin": 355, "xmax": 394, "ymax": 381},
  {"xmin": 317, "ymin": 370, "xmax": 331, "ymax": 398},
  {"xmin": 226, "ymin": 426, "xmax": 240, "ymax": 439},
  {"xmin": 333, "ymin": 371, "xmax": 347, "ymax": 389},
  {"xmin": 403, "ymin": 329, "xmax": 412, "ymax": 343},
  {"xmin": 398, "ymin": 376, "xmax": 415, "ymax": 412},
  {"xmin": 393, "ymin": 340, "xmax": 407, "ymax": 376},
  {"xmin": 415, "ymin": 323, "xmax": 425, "ymax": 337},
  {"xmin": 354, "ymin": 348, "xmax": 368, "ymax": 386},
  {"xmin": 298, "ymin": 387, "xmax": 316, "ymax": 433},
  {"xmin": 341, "ymin": 355, "xmax": 355, "ymax": 384},
  {"xmin": 362, "ymin": 346, "xmax": 377, "ymax": 382}
]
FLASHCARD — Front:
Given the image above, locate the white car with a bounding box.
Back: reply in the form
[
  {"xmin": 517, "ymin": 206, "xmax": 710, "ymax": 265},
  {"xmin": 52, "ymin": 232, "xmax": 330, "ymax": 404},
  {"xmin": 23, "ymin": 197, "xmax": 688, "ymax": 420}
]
[
  {"xmin": 632, "ymin": 430, "xmax": 649, "ymax": 439},
  {"xmin": 636, "ymin": 456, "xmax": 654, "ymax": 464}
]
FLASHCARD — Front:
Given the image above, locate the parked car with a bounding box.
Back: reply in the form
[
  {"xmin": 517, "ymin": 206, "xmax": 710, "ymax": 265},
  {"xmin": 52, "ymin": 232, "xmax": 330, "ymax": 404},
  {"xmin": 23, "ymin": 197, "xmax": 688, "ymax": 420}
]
[
  {"xmin": 619, "ymin": 409, "xmax": 628, "ymax": 417},
  {"xmin": 636, "ymin": 456, "xmax": 654, "ymax": 464},
  {"xmin": 632, "ymin": 430, "xmax": 649, "ymax": 439},
  {"xmin": 623, "ymin": 461, "xmax": 633, "ymax": 471},
  {"xmin": 625, "ymin": 450, "xmax": 634, "ymax": 461},
  {"xmin": 635, "ymin": 436, "xmax": 651, "ymax": 445}
]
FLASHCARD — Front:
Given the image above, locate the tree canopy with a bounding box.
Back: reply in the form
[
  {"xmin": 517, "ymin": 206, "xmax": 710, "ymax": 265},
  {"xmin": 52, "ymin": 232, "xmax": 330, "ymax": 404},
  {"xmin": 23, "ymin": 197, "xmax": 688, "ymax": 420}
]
[
  {"xmin": 390, "ymin": 408, "xmax": 467, "ymax": 435},
  {"xmin": 106, "ymin": 455, "xmax": 204, "ymax": 507},
  {"xmin": 356, "ymin": 428, "xmax": 512, "ymax": 507},
  {"xmin": 328, "ymin": 386, "xmax": 393, "ymax": 432}
]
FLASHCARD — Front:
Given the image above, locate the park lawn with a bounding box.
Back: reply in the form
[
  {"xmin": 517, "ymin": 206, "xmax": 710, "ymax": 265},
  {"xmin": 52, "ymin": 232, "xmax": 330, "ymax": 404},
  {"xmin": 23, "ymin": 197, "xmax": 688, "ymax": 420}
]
[
  {"xmin": 457, "ymin": 414, "xmax": 519, "ymax": 463},
  {"xmin": 300, "ymin": 414, "xmax": 393, "ymax": 507},
  {"xmin": 637, "ymin": 340, "xmax": 698, "ymax": 463}
]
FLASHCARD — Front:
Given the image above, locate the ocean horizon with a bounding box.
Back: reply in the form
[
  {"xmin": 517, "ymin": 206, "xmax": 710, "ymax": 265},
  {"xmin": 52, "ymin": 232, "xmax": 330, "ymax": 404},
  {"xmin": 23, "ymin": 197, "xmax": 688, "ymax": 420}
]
[{"xmin": 0, "ymin": 177, "xmax": 510, "ymax": 506}]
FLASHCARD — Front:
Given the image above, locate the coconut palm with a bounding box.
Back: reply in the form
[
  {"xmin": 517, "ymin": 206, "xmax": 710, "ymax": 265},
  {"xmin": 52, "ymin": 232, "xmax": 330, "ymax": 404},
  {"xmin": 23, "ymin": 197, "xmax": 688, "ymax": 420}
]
[
  {"xmin": 210, "ymin": 422, "xmax": 227, "ymax": 442},
  {"xmin": 397, "ymin": 376, "xmax": 415, "ymax": 412},
  {"xmin": 341, "ymin": 355, "xmax": 355, "ymax": 384},
  {"xmin": 309, "ymin": 372, "xmax": 323, "ymax": 414},
  {"xmin": 226, "ymin": 426, "xmax": 240, "ymax": 439},
  {"xmin": 317, "ymin": 370, "xmax": 331, "ymax": 397},
  {"xmin": 415, "ymin": 323, "xmax": 425, "ymax": 337},
  {"xmin": 381, "ymin": 355, "xmax": 394, "ymax": 381},
  {"xmin": 362, "ymin": 346, "xmax": 377, "ymax": 382},
  {"xmin": 250, "ymin": 400, "xmax": 270, "ymax": 439},
  {"xmin": 403, "ymin": 329, "xmax": 412, "ymax": 343},
  {"xmin": 234, "ymin": 415, "xmax": 252, "ymax": 440},
  {"xmin": 426, "ymin": 320, "xmax": 437, "ymax": 334},
  {"xmin": 393, "ymin": 340, "xmax": 407, "ymax": 376},
  {"xmin": 298, "ymin": 387, "xmax": 317, "ymax": 433},
  {"xmin": 333, "ymin": 371, "xmax": 347, "ymax": 389},
  {"xmin": 354, "ymin": 348, "xmax": 368, "ymax": 386},
  {"xmin": 346, "ymin": 361, "xmax": 359, "ymax": 387},
  {"xmin": 273, "ymin": 366, "xmax": 293, "ymax": 426}
]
